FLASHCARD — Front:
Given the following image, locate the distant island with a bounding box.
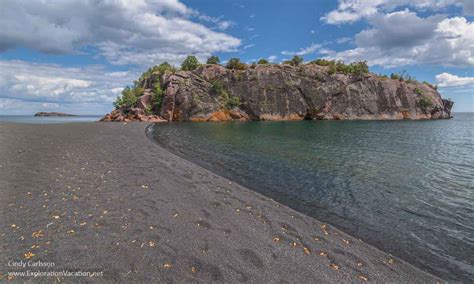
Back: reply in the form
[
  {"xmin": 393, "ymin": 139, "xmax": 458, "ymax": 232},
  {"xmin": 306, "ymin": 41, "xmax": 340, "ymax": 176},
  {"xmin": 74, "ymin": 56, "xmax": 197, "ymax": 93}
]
[
  {"xmin": 101, "ymin": 55, "xmax": 453, "ymax": 122},
  {"xmin": 34, "ymin": 112, "xmax": 76, "ymax": 117}
]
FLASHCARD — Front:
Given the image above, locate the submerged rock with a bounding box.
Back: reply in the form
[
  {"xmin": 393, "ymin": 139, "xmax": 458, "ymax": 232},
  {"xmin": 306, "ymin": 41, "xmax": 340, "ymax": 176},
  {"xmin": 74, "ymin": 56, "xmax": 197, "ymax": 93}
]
[{"xmin": 102, "ymin": 64, "xmax": 453, "ymax": 122}]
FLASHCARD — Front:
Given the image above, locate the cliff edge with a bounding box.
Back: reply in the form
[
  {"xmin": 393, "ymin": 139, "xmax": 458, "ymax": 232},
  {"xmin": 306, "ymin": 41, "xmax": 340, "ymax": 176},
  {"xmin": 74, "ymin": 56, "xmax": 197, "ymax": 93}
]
[{"xmin": 101, "ymin": 63, "xmax": 453, "ymax": 122}]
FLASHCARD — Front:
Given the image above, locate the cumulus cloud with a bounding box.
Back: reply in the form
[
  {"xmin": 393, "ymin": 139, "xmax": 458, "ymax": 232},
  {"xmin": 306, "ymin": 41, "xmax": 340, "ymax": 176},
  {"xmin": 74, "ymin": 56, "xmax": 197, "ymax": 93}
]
[
  {"xmin": 268, "ymin": 55, "xmax": 278, "ymax": 62},
  {"xmin": 325, "ymin": 10, "xmax": 474, "ymax": 67},
  {"xmin": 436, "ymin": 73, "xmax": 474, "ymax": 88},
  {"xmin": 282, "ymin": 44, "xmax": 323, "ymax": 56},
  {"xmin": 336, "ymin": 37, "xmax": 352, "ymax": 44},
  {"xmin": 322, "ymin": 0, "xmax": 472, "ymax": 24},
  {"xmin": 0, "ymin": 60, "xmax": 138, "ymax": 114},
  {"xmin": 0, "ymin": 0, "xmax": 240, "ymax": 66},
  {"xmin": 355, "ymin": 10, "xmax": 442, "ymax": 49}
]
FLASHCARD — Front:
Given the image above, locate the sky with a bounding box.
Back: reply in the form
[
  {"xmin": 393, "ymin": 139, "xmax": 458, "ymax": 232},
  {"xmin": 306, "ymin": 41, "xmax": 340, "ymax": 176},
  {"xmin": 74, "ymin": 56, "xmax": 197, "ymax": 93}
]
[{"xmin": 0, "ymin": 0, "xmax": 473, "ymax": 115}]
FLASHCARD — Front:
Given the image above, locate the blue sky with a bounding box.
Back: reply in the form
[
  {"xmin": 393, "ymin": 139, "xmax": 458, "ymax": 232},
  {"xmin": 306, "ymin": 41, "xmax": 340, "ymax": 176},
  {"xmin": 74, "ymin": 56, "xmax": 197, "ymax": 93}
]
[{"xmin": 0, "ymin": 0, "xmax": 473, "ymax": 114}]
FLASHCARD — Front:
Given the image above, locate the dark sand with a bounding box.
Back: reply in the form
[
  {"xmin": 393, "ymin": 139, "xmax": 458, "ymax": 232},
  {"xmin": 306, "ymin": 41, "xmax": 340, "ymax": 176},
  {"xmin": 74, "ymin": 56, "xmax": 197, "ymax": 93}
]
[{"xmin": 0, "ymin": 122, "xmax": 441, "ymax": 283}]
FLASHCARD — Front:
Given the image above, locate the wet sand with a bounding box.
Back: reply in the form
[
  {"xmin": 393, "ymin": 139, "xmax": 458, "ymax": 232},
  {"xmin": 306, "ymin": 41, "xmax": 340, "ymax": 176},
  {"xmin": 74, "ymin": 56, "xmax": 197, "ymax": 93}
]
[{"xmin": 0, "ymin": 122, "xmax": 441, "ymax": 282}]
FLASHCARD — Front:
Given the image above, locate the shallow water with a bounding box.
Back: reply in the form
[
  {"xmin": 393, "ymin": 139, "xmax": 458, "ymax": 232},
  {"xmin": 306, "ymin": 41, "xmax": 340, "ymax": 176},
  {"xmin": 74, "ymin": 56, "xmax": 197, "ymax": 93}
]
[
  {"xmin": 149, "ymin": 113, "xmax": 474, "ymax": 281},
  {"xmin": 0, "ymin": 115, "xmax": 101, "ymax": 124}
]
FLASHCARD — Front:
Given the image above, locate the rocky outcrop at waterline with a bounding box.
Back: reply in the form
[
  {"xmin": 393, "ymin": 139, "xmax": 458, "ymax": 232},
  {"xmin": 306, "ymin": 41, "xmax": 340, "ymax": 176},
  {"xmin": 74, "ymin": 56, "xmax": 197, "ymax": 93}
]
[{"xmin": 101, "ymin": 64, "xmax": 453, "ymax": 122}]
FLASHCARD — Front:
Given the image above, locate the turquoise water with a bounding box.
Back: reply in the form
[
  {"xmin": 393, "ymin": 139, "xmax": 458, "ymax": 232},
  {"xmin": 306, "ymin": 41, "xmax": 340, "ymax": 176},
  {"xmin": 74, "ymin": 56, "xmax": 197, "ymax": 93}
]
[
  {"xmin": 0, "ymin": 115, "xmax": 102, "ymax": 123},
  {"xmin": 149, "ymin": 113, "xmax": 474, "ymax": 281}
]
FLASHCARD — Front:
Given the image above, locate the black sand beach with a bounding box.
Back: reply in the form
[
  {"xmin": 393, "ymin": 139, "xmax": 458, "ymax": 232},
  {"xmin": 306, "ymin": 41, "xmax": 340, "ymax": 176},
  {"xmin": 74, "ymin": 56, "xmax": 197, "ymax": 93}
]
[{"xmin": 0, "ymin": 122, "xmax": 441, "ymax": 282}]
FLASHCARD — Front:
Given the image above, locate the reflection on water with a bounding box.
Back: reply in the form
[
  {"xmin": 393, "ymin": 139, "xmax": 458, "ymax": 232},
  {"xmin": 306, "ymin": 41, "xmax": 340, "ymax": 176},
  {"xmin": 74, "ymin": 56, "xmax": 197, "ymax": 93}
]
[{"xmin": 150, "ymin": 113, "xmax": 474, "ymax": 281}]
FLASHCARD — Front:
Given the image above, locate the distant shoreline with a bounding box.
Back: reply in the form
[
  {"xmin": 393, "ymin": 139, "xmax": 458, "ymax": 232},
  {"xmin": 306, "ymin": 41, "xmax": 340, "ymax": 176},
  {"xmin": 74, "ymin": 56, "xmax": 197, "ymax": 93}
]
[{"xmin": 34, "ymin": 112, "xmax": 76, "ymax": 117}]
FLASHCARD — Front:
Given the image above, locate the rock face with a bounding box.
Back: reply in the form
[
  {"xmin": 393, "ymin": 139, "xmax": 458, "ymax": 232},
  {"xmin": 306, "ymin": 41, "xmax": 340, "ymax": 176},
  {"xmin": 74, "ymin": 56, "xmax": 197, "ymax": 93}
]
[
  {"xmin": 100, "ymin": 89, "xmax": 166, "ymax": 123},
  {"xmin": 136, "ymin": 91, "xmax": 153, "ymax": 110},
  {"xmin": 100, "ymin": 108, "xmax": 166, "ymax": 123},
  {"xmin": 102, "ymin": 64, "xmax": 453, "ymax": 122}
]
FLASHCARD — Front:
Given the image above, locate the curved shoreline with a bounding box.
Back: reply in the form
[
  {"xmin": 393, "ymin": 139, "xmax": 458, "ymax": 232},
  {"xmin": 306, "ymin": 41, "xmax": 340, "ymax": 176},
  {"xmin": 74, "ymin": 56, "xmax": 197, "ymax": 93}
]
[{"xmin": 0, "ymin": 122, "xmax": 441, "ymax": 282}]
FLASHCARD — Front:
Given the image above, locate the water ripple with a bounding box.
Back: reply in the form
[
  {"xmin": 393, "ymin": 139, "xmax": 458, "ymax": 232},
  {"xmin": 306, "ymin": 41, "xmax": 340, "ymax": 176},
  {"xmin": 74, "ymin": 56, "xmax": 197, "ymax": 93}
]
[{"xmin": 150, "ymin": 114, "xmax": 474, "ymax": 282}]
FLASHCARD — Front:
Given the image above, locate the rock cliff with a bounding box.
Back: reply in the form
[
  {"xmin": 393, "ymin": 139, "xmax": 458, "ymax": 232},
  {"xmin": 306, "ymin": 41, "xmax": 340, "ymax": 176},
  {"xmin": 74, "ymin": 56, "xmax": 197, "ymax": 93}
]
[{"xmin": 101, "ymin": 63, "xmax": 453, "ymax": 122}]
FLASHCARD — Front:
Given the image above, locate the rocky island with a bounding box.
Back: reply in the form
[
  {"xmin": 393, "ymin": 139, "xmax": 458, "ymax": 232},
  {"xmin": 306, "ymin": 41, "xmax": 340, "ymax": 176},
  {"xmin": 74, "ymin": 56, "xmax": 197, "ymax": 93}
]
[
  {"xmin": 34, "ymin": 112, "xmax": 76, "ymax": 117},
  {"xmin": 101, "ymin": 56, "xmax": 453, "ymax": 122}
]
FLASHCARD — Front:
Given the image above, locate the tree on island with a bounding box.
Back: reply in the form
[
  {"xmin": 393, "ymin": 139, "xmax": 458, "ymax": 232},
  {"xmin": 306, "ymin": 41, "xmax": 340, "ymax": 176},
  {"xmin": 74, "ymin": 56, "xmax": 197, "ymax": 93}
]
[
  {"xmin": 206, "ymin": 56, "xmax": 220, "ymax": 64},
  {"xmin": 283, "ymin": 55, "xmax": 303, "ymax": 66},
  {"xmin": 181, "ymin": 55, "xmax": 200, "ymax": 71},
  {"xmin": 153, "ymin": 62, "xmax": 175, "ymax": 74},
  {"xmin": 114, "ymin": 86, "xmax": 139, "ymax": 109},
  {"xmin": 257, "ymin": 58, "xmax": 269, "ymax": 64},
  {"xmin": 226, "ymin": 58, "xmax": 246, "ymax": 70},
  {"xmin": 311, "ymin": 58, "xmax": 369, "ymax": 76}
]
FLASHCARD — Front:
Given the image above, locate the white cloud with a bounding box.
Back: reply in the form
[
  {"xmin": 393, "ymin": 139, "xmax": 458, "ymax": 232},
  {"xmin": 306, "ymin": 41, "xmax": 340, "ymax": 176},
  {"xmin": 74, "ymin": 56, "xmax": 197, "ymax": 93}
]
[
  {"xmin": 41, "ymin": 103, "xmax": 59, "ymax": 108},
  {"xmin": 0, "ymin": 0, "xmax": 241, "ymax": 66},
  {"xmin": 319, "ymin": 48, "xmax": 335, "ymax": 55},
  {"xmin": 111, "ymin": 87, "xmax": 125, "ymax": 94},
  {"xmin": 322, "ymin": 0, "xmax": 472, "ymax": 24},
  {"xmin": 436, "ymin": 73, "xmax": 474, "ymax": 87},
  {"xmin": 336, "ymin": 37, "xmax": 352, "ymax": 44},
  {"xmin": 197, "ymin": 13, "xmax": 235, "ymax": 31},
  {"xmin": 322, "ymin": 0, "xmax": 383, "ymax": 24},
  {"xmin": 355, "ymin": 10, "xmax": 441, "ymax": 49},
  {"xmin": 282, "ymin": 43, "xmax": 323, "ymax": 56},
  {"xmin": 216, "ymin": 21, "xmax": 234, "ymax": 30},
  {"xmin": 325, "ymin": 10, "xmax": 474, "ymax": 67},
  {"xmin": 0, "ymin": 60, "xmax": 138, "ymax": 115},
  {"xmin": 268, "ymin": 55, "xmax": 278, "ymax": 62},
  {"xmin": 106, "ymin": 72, "xmax": 129, "ymax": 78},
  {"xmin": 249, "ymin": 34, "xmax": 260, "ymax": 40}
]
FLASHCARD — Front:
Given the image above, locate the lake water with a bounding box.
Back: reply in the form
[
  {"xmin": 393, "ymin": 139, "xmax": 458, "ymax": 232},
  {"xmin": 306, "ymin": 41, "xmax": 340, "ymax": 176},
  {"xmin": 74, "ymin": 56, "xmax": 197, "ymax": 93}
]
[
  {"xmin": 0, "ymin": 115, "xmax": 102, "ymax": 123},
  {"xmin": 149, "ymin": 113, "xmax": 474, "ymax": 282}
]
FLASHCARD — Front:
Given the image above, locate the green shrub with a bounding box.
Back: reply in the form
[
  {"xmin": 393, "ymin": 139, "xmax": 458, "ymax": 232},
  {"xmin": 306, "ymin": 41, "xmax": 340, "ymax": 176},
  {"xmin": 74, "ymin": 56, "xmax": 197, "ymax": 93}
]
[
  {"xmin": 226, "ymin": 58, "xmax": 247, "ymax": 70},
  {"xmin": 419, "ymin": 96, "xmax": 433, "ymax": 111},
  {"xmin": 257, "ymin": 58, "xmax": 269, "ymax": 64},
  {"xmin": 144, "ymin": 106, "xmax": 153, "ymax": 116},
  {"xmin": 114, "ymin": 86, "xmax": 139, "ymax": 109},
  {"xmin": 206, "ymin": 56, "xmax": 220, "ymax": 65},
  {"xmin": 154, "ymin": 62, "xmax": 175, "ymax": 74},
  {"xmin": 283, "ymin": 55, "xmax": 304, "ymax": 66},
  {"xmin": 181, "ymin": 55, "xmax": 200, "ymax": 71},
  {"xmin": 137, "ymin": 62, "xmax": 176, "ymax": 86},
  {"xmin": 222, "ymin": 92, "xmax": 241, "ymax": 109},
  {"xmin": 152, "ymin": 83, "xmax": 164, "ymax": 111},
  {"xmin": 415, "ymin": 88, "xmax": 423, "ymax": 95},
  {"xmin": 349, "ymin": 61, "xmax": 369, "ymax": 75},
  {"xmin": 390, "ymin": 73, "xmax": 400, "ymax": 80},
  {"xmin": 211, "ymin": 80, "xmax": 241, "ymax": 109},
  {"xmin": 406, "ymin": 76, "xmax": 416, "ymax": 84},
  {"xmin": 328, "ymin": 64, "xmax": 337, "ymax": 75},
  {"xmin": 311, "ymin": 59, "xmax": 333, "ymax": 66},
  {"xmin": 423, "ymin": 81, "xmax": 438, "ymax": 90},
  {"xmin": 211, "ymin": 80, "xmax": 225, "ymax": 95},
  {"xmin": 311, "ymin": 59, "xmax": 369, "ymax": 75},
  {"xmin": 390, "ymin": 72, "xmax": 417, "ymax": 83}
]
